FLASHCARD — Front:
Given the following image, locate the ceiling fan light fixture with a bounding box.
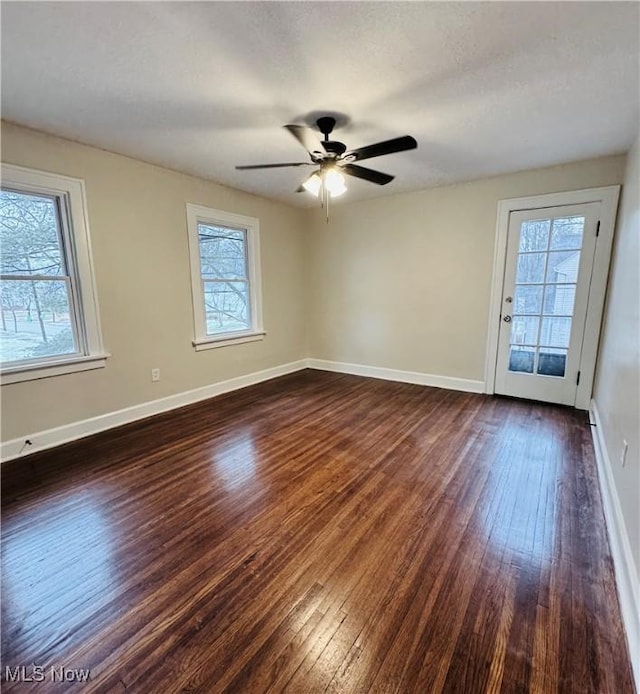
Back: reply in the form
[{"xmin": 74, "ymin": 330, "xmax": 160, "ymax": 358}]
[
  {"xmin": 324, "ymin": 169, "xmax": 346, "ymax": 197},
  {"xmin": 303, "ymin": 169, "xmax": 347, "ymax": 198},
  {"xmin": 302, "ymin": 171, "xmax": 322, "ymax": 196}
]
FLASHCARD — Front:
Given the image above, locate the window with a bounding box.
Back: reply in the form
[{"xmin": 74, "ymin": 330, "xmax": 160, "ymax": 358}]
[
  {"xmin": 186, "ymin": 204, "xmax": 263, "ymax": 350},
  {"xmin": 1, "ymin": 164, "xmax": 106, "ymax": 384}
]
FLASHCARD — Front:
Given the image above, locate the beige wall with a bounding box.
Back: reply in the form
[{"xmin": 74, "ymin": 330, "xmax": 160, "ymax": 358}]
[
  {"xmin": 1, "ymin": 122, "xmax": 307, "ymax": 441},
  {"xmin": 594, "ymin": 133, "xmax": 640, "ymax": 577},
  {"xmin": 306, "ymin": 156, "xmax": 626, "ymax": 379},
  {"xmin": 0, "ymin": 121, "xmax": 628, "ymax": 448}
]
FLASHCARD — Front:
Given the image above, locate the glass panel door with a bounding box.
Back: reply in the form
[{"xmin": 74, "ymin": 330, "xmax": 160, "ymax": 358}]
[{"xmin": 494, "ymin": 203, "xmax": 600, "ymax": 406}]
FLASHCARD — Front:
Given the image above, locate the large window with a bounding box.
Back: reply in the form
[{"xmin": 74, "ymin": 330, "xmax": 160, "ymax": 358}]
[
  {"xmin": 186, "ymin": 204, "xmax": 263, "ymax": 350},
  {"xmin": 1, "ymin": 164, "xmax": 106, "ymax": 383}
]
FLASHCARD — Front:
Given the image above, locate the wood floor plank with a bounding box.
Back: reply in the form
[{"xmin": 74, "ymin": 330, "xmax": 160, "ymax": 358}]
[{"xmin": 1, "ymin": 370, "xmax": 635, "ymax": 693}]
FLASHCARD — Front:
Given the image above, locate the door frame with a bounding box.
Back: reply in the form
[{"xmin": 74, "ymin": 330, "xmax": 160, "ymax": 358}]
[{"xmin": 484, "ymin": 185, "xmax": 620, "ymax": 409}]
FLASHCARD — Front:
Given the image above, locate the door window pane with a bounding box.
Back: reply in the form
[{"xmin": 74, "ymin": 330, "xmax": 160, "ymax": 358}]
[
  {"xmin": 516, "ymin": 253, "xmax": 546, "ymax": 284},
  {"xmin": 519, "ymin": 219, "xmax": 550, "ymax": 252},
  {"xmin": 543, "ymin": 285, "xmax": 576, "ymax": 316},
  {"xmin": 510, "ymin": 316, "xmax": 539, "ymax": 345},
  {"xmin": 537, "ymin": 348, "xmax": 567, "ymax": 377},
  {"xmin": 540, "ymin": 317, "xmax": 572, "ymax": 348},
  {"xmin": 513, "ymin": 285, "xmax": 543, "ymax": 314},
  {"xmin": 509, "ymin": 347, "xmax": 535, "ymax": 373},
  {"xmin": 550, "ymin": 217, "xmax": 584, "ymax": 250},
  {"xmin": 546, "ymin": 250, "xmax": 581, "ymax": 283}
]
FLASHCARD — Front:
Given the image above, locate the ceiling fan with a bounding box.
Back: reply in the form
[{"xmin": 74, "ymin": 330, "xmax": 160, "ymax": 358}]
[{"xmin": 235, "ymin": 116, "xmax": 418, "ymax": 198}]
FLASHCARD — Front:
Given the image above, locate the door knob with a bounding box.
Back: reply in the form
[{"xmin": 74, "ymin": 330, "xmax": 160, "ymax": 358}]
[{"xmin": 503, "ymin": 315, "xmax": 512, "ymax": 323}]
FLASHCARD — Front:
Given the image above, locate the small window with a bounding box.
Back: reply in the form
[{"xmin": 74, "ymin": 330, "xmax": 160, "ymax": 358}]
[
  {"xmin": 1, "ymin": 164, "xmax": 106, "ymax": 384},
  {"xmin": 186, "ymin": 204, "xmax": 263, "ymax": 350}
]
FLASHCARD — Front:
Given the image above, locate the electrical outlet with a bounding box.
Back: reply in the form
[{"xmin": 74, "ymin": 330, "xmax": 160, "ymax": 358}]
[
  {"xmin": 151, "ymin": 368, "xmax": 160, "ymax": 382},
  {"xmin": 620, "ymin": 440, "xmax": 628, "ymax": 467}
]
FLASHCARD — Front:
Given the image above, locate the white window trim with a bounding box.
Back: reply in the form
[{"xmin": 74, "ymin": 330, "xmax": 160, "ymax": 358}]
[
  {"xmin": 186, "ymin": 203, "xmax": 264, "ymax": 349},
  {"xmin": 1, "ymin": 164, "xmax": 108, "ymax": 384}
]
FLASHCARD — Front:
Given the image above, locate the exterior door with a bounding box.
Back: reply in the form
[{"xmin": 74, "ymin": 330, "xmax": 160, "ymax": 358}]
[{"xmin": 494, "ymin": 202, "xmax": 600, "ymax": 406}]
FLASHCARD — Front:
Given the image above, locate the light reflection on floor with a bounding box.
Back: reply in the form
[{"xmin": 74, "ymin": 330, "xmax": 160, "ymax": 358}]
[
  {"xmin": 211, "ymin": 430, "xmax": 258, "ymax": 491},
  {"xmin": 478, "ymin": 420, "xmax": 558, "ymax": 567},
  {"xmin": 2, "ymin": 491, "xmax": 114, "ymax": 646}
]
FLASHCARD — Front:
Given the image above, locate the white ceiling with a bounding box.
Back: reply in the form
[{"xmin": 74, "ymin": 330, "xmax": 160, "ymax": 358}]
[{"xmin": 2, "ymin": 2, "xmax": 638, "ymax": 207}]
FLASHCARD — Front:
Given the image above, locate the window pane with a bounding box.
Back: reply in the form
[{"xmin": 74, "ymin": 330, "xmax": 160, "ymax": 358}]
[
  {"xmin": 509, "ymin": 347, "xmax": 535, "ymax": 373},
  {"xmin": 510, "ymin": 316, "xmax": 539, "ymax": 345},
  {"xmin": 0, "ymin": 189, "xmax": 64, "ymax": 275},
  {"xmin": 513, "ymin": 285, "xmax": 543, "ymax": 315},
  {"xmin": 540, "ymin": 316, "xmax": 572, "ymax": 348},
  {"xmin": 543, "ymin": 284, "xmax": 576, "ymax": 316},
  {"xmin": 537, "ymin": 348, "xmax": 567, "ymax": 377},
  {"xmin": 519, "ymin": 220, "xmax": 550, "ymax": 252},
  {"xmin": 203, "ymin": 280, "xmax": 249, "ymax": 334},
  {"xmin": 516, "ymin": 252, "xmax": 546, "ymax": 284},
  {"xmin": 0, "ymin": 279, "xmax": 77, "ymax": 362},
  {"xmin": 198, "ymin": 224, "xmax": 247, "ymax": 280},
  {"xmin": 546, "ymin": 250, "xmax": 580, "ymax": 283},
  {"xmin": 550, "ymin": 217, "xmax": 584, "ymax": 250}
]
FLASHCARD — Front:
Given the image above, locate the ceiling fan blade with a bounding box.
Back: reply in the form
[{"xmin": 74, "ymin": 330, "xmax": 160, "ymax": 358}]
[
  {"xmin": 235, "ymin": 162, "xmax": 311, "ymax": 170},
  {"xmin": 284, "ymin": 124, "xmax": 325, "ymax": 155},
  {"xmin": 346, "ymin": 135, "xmax": 417, "ymax": 162},
  {"xmin": 341, "ymin": 164, "xmax": 394, "ymax": 185}
]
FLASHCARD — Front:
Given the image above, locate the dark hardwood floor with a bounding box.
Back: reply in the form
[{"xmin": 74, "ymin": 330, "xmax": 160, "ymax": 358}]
[{"xmin": 1, "ymin": 370, "xmax": 634, "ymax": 693}]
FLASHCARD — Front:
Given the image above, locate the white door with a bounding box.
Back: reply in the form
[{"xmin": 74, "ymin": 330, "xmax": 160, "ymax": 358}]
[{"xmin": 494, "ymin": 202, "xmax": 600, "ymax": 406}]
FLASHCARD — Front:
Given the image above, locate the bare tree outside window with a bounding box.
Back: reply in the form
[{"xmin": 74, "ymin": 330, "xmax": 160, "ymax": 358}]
[
  {"xmin": 198, "ymin": 224, "xmax": 250, "ymax": 334},
  {"xmin": 0, "ymin": 190, "xmax": 77, "ymax": 363}
]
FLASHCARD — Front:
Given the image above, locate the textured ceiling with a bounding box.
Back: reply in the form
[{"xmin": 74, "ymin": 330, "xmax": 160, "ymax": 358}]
[{"xmin": 2, "ymin": 2, "xmax": 638, "ymax": 207}]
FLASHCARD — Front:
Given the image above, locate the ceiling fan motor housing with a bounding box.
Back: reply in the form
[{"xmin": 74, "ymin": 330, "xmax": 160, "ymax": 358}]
[
  {"xmin": 316, "ymin": 116, "xmax": 336, "ymax": 137},
  {"xmin": 322, "ymin": 140, "xmax": 347, "ymax": 155},
  {"xmin": 315, "ymin": 116, "xmax": 347, "ymax": 156}
]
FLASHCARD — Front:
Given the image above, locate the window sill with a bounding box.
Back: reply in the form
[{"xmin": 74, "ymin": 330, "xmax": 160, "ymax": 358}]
[
  {"xmin": 193, "ymin": 331, "xmax": 266, "ymax": 351},
  {"xmin": 1, "ymin": 353, "xmax": 110, "ymax": 385}
]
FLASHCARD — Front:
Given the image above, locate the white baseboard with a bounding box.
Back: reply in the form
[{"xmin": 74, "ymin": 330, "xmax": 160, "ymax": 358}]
[
  {"xmin": 2, "ymin": 357, "xmax": 485, "ymax": 463},
  {"xmin": 1, "ymin": 360, "xmax": 307, "ymax": 463},
  {"xmin": 307, "ymin": 358, "xmax": 485, "ymax": 393},
  {"xmin": 589, "ymin": 400, "xmax": 640, "ymax": 690}
]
